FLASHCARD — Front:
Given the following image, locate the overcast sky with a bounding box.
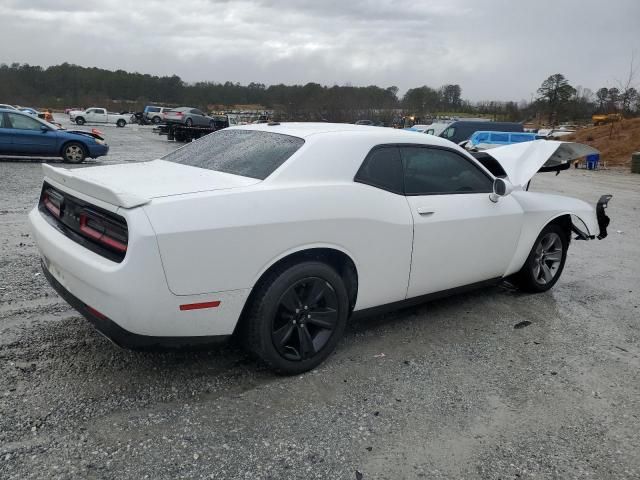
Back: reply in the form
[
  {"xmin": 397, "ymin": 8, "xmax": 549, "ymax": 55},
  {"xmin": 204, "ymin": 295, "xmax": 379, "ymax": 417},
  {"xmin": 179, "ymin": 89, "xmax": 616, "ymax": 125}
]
[{"xmin": 1, "ymin": 0, "xmax": 638, "ymax": 101}]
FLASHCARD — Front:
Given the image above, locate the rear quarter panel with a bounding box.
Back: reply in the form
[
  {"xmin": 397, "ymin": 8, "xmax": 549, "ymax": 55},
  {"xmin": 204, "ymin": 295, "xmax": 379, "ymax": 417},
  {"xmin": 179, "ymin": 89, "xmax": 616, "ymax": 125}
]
[{"xmin": 143, "ymin": 183, "xmax": 414, "ymax": 310}]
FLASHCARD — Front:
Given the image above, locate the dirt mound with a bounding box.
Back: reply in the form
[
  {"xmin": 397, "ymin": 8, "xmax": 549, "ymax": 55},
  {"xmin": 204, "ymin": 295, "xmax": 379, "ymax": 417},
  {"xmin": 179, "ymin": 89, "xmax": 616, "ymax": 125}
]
[{"xmin": 566, "ymin": 118, "xmax": 640, "ymax": 167}]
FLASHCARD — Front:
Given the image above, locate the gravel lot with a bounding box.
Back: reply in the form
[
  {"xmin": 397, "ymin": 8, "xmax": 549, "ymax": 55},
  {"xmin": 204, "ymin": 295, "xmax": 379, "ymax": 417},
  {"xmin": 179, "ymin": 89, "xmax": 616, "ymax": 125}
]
[{"xmin": 1, "ymin": 116, "xmax": 639, "ymax": 479}]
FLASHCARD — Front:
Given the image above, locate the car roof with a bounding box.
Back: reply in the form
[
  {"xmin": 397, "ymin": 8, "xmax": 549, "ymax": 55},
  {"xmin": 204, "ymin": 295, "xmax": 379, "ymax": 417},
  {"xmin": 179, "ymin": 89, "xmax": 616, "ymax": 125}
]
[{"xmin": 230, "ymin": 122, "xmax": 459, "ymax": 146}]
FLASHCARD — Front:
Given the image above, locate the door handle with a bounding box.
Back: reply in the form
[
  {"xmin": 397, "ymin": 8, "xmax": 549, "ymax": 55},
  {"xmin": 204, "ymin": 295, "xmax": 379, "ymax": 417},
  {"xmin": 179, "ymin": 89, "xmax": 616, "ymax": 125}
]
[{"xmin": 416, "ymin": 207, "xmax": 435, "ymax": 216}]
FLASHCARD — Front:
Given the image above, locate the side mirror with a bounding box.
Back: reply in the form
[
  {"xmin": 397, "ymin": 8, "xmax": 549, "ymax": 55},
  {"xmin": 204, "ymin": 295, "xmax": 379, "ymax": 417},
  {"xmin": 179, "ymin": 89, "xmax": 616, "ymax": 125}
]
[
  {"xmin": 40, "ymin": 125, "xmax": 49, "ymax": 132},
  {"xmin": 490, "ymin": 178, "xmax": 514, "ymax": 203}
]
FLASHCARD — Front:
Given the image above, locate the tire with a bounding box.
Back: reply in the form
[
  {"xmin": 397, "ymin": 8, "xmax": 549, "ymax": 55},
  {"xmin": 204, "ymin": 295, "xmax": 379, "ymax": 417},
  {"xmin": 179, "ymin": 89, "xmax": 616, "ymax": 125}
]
[
  {"xmin": 244, "ymin": 261, "xmax": 349, "ymax": 374},
  {"xmin": 62, "ymin": 142, "xmax": 86, "ymax": 163},
  {"xmin": 152, "ymin": 116, "xmax": 161, "ymax": 124},
  {"xmin": 511, "ymin": 223, "xmax": 568, "ymax": 293},
  {"xmin": 75, "ymin": 117, "xmax": 85, "ymax": 125},
  {"xmin": 116, "ymin": 119, "xmax": 126, "ymax": 128},
  {"xmin": 185, "ymin": 118, "xmax": 193, "ymax": 127}
]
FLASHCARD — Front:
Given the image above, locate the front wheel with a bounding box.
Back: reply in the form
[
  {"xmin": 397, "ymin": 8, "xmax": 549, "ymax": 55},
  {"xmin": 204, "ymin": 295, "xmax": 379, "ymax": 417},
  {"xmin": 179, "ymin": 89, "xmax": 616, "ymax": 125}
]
[
  {"xmin": 511, "ymin": 223, "xmax": 568, "ymax": 293},
  {"xmin": 75, "ymin": 117, "xmax": 85, "ymax": 125},
  {"xmin": 116, "ymin": 119, "xmax": 126, "ymax": 127},
  {"xmin": 62, "ymin": 142, "xmax": 86, "ymax": 163},
  {"xmin": 244, "ymin": 261, "xmax": 349, "ymax": 374}
]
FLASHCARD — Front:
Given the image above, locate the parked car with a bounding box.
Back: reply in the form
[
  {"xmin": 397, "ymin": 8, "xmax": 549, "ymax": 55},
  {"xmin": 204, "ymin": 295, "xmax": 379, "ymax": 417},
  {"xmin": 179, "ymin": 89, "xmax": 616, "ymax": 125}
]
[
  {"xmin": 29, "ymin": 123, "xmax": 612, "ymax": 373},
  {"xmin": 464, "ymin": 131, "xmax": 544, "ymax": 151},
  {"xmin": 440, "ymin": 121, "xmax": 524, "ymax": 144},
  {"xmin": 69, "ymin": 108, "xmax": 129, "ymax": 127},
  {"xmin": 0, "ymin": 104, "xmax": 17, "ymax": 110},
  {"xmin": 424, "ymin": 122, "xmax": 451, "ymax": 136},
  {"xmin": 546, "ymin": 128, "xmax": 576, "ymax": 139},
  {"xmin": 18, "ymin": 107, "xmax": 40, "ymax": 116},
  {"xmin": 143, "ymin": 106, "xmax": 173, "ymax": 124},
  {"xmin": 0, "ymin": 108, "xmax": 108, "ymax": 163},
  {"xmin": 163, "ymin": 107, "xmax": 216, "ymax": 127}
]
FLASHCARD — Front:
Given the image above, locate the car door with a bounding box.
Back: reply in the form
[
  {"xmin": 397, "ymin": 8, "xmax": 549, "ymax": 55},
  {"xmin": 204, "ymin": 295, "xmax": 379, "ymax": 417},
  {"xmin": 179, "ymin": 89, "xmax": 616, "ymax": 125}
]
[
  {"xmin": 87, "ymin": 108, "xmax": 107, "ymax": 123},
  {"xmin": 400, "ymin": 145, "xmax": 523, "ymax": 298},
  {"xmin": 6, "ymin": 112, "xmax": 58, "ymax": 155},
  {"xmin": 191, "ymin": 109, "xmax": 206, "ymax": 126},
  {"xmin": 0, "ymin": 112, "xmax": 11, "ymax": 153}
]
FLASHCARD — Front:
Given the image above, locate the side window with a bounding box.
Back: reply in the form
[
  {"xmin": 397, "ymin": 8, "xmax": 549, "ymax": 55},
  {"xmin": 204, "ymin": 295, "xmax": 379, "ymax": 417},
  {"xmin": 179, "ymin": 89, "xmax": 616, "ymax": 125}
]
[
  {"xmin": 490, "ymin": 132, "xmax": 509, "ymax": 143},
  {"xmin": 510, "ymin": 133, "xmax": 531, "ymax": 143},
  {"xmin": 442, "ymin": 127, "xmax": 455, "ymax": 139},
  {"xmin": 474, "ymin": 132, "xmax": 490, "ymax": 143},
  {"xmin": 0, "ymin": 113, "xmax": 5, "ymax": 128},
  {"xmin": 7, "ymin": 113, "xmax": 42, "ymax": 130},
  {"xmin": 354, "ymin": 146, "xmax": 403, "ymax": 194},
  {"xmin": 400, "ymin": 147, "xmax": 493, "ymax": 195},
  {"xmin": 192, "ymin": 109, "xmax": 203, "ymax": 115}
]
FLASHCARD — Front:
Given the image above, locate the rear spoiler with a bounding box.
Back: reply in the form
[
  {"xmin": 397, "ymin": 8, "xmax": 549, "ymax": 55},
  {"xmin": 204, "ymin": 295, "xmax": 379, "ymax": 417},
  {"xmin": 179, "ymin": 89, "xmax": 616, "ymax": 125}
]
[{"xmin": 42, "ymin": 164, "xmax": 149, "ymax": 208}]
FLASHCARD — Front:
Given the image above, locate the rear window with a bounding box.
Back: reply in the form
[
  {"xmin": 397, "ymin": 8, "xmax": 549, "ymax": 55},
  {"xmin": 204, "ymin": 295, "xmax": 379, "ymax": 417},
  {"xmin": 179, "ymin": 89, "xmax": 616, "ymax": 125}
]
[{"xmin": 162, "ymin": 129, "xmax": 305, "ymax": 180}]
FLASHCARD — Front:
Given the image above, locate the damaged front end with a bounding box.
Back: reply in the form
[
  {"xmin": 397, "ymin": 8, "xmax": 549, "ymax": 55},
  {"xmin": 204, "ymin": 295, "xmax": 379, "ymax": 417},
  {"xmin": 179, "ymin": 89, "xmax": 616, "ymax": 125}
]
[{"xmin": 571, "ymin": 195, "xmax": 613, "ymax": 240}]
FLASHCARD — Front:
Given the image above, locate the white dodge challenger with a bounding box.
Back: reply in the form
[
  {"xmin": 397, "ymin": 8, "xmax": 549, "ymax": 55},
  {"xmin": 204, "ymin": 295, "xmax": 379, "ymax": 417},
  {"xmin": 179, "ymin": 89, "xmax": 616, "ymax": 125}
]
[{"xmin": 29, "ymin": 123, "xmax": 612, "ymax": 373}]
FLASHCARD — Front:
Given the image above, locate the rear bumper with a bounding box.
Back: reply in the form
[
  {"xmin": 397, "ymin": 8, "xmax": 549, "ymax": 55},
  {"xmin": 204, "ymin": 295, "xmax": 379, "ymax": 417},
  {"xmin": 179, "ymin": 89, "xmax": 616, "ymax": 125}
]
[
  {"xmin": 42, "ymin": 261, "xmax": 230, "ymax": 349},
  {"xmin": 29, "ymin": 203, "xmax": 250, "ymax": 340}
]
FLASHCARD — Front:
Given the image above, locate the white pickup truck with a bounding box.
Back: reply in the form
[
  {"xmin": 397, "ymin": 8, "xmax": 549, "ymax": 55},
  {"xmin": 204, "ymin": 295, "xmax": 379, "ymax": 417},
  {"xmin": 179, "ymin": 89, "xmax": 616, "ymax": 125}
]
[{"xmin": 69, "ymin": 108, "xmax": 129, "ymax": 127}]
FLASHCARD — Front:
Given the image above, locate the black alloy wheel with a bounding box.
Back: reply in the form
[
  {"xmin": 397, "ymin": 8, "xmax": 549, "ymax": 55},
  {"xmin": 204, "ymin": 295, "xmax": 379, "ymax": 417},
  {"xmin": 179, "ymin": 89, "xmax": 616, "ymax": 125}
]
[
  {"xmin": 271, "ymin": 277, "xmax": 339, "ymax": 361},
  {"xmin": 244, "ymin": 261, "xmax": 349, "ymax": 374}
]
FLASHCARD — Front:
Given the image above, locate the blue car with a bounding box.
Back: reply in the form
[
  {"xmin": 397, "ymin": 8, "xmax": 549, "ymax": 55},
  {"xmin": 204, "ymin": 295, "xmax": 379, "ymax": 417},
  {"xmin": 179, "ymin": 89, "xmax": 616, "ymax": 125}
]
[
  {"xmin": 0, "ymin": 108, "xmax": 109, "ymax": 163},
  {"xmin": 467, "ymin": 131, "xmax": 544, "ymax": 150}
]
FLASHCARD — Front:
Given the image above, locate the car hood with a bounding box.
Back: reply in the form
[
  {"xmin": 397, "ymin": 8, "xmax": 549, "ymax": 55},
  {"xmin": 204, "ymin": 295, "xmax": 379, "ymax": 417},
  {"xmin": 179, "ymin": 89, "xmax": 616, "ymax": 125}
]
[
  {"xmin": 42, "ymin": 160, "xmax": 260, "ymax": 208},
  {"xmin": 485, "ymin": 140, "xmax": 599, "ymax": 186}
]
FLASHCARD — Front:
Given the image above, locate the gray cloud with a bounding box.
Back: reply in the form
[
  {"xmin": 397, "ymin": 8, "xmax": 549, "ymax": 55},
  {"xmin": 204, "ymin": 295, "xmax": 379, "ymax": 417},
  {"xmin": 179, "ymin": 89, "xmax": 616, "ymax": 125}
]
[{"xmin": 1, "ymin": 0, "xmax": 638, "ymax": 100}]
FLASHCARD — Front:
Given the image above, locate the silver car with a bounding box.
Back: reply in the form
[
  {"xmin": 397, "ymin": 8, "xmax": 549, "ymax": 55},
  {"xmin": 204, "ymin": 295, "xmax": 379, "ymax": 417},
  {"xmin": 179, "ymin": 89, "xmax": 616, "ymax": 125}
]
[{"xmin": 163, "ymin": 107, "xmax": 215, "ymax": 127}]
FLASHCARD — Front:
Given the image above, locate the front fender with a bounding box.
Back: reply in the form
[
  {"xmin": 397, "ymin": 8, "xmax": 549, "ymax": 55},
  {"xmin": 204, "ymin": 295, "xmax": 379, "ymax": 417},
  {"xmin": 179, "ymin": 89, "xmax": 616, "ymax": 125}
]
[{"xmin": 505, "ymin": 191, "xmax": 601, "ymax": 276}]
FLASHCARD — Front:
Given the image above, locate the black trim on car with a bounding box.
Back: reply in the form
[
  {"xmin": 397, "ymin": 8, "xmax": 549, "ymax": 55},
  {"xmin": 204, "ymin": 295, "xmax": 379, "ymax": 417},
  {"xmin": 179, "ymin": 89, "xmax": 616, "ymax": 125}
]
[
  {"xmin": 354, "ymin": 143, "xmax": 495, "ymax": 196},
  {"xmin": 42, "ymin": 261, "xmax": 230, "ymax": 350},
  {"xmin": 350, "ymin": 277, "xmax": 502, "ymax": 320}
]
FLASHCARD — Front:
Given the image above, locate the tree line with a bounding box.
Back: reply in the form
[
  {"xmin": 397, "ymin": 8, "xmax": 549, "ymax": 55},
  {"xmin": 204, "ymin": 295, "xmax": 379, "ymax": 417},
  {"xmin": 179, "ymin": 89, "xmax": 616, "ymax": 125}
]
[{"xmin": 0, "ymin": 63, "xmax": 638, "ymax": 124}]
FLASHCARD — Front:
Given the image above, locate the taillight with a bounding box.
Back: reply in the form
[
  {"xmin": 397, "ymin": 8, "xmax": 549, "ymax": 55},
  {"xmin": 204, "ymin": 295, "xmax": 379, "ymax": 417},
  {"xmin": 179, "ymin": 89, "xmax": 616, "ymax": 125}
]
[
  {"xmin": 43, "ymin": 189, "xmax": 63, "ymax": 218},
  {"xmin": 79, "ymin": 211, "xmax": 128, "ymax": 253}
]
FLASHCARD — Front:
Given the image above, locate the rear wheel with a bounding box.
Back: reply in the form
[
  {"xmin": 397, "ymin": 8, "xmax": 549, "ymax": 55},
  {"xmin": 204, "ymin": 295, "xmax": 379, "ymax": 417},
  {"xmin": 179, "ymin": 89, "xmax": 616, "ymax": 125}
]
[
  {"xmin": 62, "ymin": 142, "xmax": 86, "ymax": 163},
  {"xmin": 152, "ymin": 116, "xmax": 161, "ymax": 124},
  {"xmin": 244, "ymin": 261, "xmax": 349, "ymax": 374},
  {"xmin": 185, "ymin": 118, "xmax": 193, "ymax": 127},
  {"xmin": 116, "ymin": 119, "xmax": 126, "ymax": 127},
  {"xmin": 512, "ymin": 223, "xmax": 568, "ymax": 293}
]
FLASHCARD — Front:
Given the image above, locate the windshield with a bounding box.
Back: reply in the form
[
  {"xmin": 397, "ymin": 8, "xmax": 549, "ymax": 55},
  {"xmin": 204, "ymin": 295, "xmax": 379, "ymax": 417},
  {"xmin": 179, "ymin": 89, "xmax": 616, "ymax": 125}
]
[{"xmin": 162, "ymin": 129, "xmax": 305, "ymax": 180}]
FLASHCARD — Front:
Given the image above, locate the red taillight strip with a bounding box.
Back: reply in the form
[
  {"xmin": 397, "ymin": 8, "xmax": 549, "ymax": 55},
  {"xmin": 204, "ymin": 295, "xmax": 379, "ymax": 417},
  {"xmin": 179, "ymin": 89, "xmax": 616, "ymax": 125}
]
[
  {"xmin": 79, "ymin": 214, "xmax": 127, "ymax": 253},
  {"xmin": 179, "ymin": 301, "xmax": 221, "ymax": 311},
  {"xmin": 43, "ymin": 196, "xmax": 61, "ymax": 217}
]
